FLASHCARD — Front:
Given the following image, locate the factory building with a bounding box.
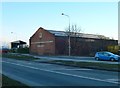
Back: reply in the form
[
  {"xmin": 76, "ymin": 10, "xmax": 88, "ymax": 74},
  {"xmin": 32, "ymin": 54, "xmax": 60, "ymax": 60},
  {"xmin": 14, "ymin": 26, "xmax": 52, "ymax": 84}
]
[{"xmin": 29, "ymin": 27, "xmax": 118, "ymax": 56}]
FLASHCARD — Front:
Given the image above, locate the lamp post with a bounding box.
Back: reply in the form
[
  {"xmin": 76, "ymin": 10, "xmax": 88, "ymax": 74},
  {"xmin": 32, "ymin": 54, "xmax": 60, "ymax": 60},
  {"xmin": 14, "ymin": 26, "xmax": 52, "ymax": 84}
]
[{"xmin": 62, "ymin": 13, "xmax": 71, "ymax": 56}]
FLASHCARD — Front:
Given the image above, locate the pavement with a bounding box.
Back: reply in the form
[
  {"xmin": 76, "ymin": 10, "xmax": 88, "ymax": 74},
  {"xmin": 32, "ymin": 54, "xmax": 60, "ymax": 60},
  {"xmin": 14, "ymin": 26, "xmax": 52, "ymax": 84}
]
[{"xmin": 1, "ymin": 57, "xmax": 120, "ymax": 87}]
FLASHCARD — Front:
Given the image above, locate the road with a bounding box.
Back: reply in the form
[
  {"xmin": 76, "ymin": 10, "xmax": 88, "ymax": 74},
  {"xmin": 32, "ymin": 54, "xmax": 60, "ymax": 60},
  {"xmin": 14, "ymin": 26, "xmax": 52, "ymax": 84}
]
[{"xmin": 1, "ymin": 57, "xmax": 120, "ymax": 87}]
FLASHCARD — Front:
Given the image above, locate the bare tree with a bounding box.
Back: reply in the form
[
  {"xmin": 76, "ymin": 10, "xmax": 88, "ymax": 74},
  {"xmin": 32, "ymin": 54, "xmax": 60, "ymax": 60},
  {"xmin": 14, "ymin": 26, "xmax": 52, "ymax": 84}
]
[
  {"xmin": 65, "ymin": 24, "xmax": 83, "ymax": 55},
  {"xmin": 65, "ymin": 24, "xmax": 82, "ymax": 37}
]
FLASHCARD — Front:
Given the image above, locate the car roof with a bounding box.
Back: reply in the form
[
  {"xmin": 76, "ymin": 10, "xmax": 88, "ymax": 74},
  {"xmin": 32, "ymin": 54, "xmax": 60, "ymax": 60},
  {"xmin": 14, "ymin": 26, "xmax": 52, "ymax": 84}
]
[
  {"xmin": 97, "ymin": 51, "xmax": 108, "ymax": 53},
  {"xmin": 97, "ymin": 51, "xmax": 115, "ymax": 54},
  {"xmin": 96, "ymin": 51, "xmax": 112, "ymax": 54}
]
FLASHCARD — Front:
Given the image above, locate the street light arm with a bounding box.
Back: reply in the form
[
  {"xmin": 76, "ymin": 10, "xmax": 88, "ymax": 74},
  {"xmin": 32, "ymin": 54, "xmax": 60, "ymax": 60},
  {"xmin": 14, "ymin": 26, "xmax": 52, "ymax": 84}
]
[
  {"xmin": 62, "ymin": 13, "xmax": 69, "ymax": 18},
  {"xmin": 61, "ymin": 13, "xmax": 70, "ymax": 31}
]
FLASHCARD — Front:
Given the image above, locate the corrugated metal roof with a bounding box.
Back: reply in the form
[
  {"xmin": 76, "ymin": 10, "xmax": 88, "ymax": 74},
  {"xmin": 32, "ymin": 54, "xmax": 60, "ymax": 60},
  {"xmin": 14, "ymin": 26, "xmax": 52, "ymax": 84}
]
[
  {"xmin": 48, "ymin": 30, "xmax": 67, "ymax": 36},
  {"xmin": 11, "ymin": 40, "xmax": 26, "ymax": 44},
  {"xmin": 48, "ymin": 30, "xmax": 108, "ymax": 39}
]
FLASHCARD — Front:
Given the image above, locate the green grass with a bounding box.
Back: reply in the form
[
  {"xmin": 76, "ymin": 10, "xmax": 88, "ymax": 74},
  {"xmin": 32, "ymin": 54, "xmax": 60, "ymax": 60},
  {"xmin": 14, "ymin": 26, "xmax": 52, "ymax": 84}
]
[
  {"xmin": 48, "ymin": 60, "xmax": 120, "ymax": 71},
  {"xmin": 2, "ymin": 53, "xmax": 39, "ymax": 61},
  {"xmin": 75, "ymin": 62, "xmax": 119, "ymax": 70},
  {"xmin": 2, "ymin": 74, "xmax": 30, "ymax": 87}
]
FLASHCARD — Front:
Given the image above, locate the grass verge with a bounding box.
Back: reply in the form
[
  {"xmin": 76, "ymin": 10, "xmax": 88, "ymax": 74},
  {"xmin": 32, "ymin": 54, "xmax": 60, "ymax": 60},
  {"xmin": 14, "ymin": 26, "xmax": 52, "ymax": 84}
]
[
  {"xmin": 2, "ymin": 74, "xmax": 30, "ymax": 88},
  {"xmin": 2, "ymin": 53, "xmax": 39, "ymax": 61},
  {"xmin": 43, "ymin": 60, "xmax": 120, "ymax": 72}
]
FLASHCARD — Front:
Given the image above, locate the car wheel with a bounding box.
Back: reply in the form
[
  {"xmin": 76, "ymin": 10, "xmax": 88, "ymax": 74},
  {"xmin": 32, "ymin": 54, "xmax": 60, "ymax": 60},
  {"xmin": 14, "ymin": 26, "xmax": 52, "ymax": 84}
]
[
  {"xmin": 110, "ymin": 58, "xmax": 115, "ymax": 61},
  {"xmin": 95, "ymin": 57, "xmax": 99, "ymax": 60}
]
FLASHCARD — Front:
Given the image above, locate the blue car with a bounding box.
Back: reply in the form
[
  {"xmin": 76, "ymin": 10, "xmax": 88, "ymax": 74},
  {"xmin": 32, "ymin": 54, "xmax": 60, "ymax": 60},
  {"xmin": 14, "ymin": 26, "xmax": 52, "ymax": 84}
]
[{"xmin": 95, "ymin": 51, "xmax": 120, "ymax": 61}]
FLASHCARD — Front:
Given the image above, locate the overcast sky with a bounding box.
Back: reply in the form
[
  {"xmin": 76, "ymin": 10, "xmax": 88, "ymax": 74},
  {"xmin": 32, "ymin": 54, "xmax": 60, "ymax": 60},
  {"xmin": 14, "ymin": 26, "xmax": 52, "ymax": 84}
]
[{"xmin": 1, "ymin": 1, "xmax": 119, "ymax": 47}]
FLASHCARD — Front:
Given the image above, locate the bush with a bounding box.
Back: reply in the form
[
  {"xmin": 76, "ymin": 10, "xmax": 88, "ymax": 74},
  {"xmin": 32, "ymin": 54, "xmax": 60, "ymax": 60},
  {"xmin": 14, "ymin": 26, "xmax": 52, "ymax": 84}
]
[
  {"xmin": 17, "ymin": 47, "xmax": 29, "ymax": 54},
  {"xmin": 107, "ymin": 45, "xmax": 120, "ymax": 54},
  {"xmin": 10, "ymin": 47, "xmax": 29, "ymax": 54}
]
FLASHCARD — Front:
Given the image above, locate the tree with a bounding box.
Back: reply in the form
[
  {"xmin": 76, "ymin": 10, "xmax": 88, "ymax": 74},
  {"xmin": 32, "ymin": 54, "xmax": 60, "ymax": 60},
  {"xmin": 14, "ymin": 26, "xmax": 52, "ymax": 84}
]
[
  {"xmin": 65, "ymin": 24, "xmax": 82, "ymax": 37},
  {"xmin": 65, "ymin": 24, "xmax": 83, "ymax": 56}
]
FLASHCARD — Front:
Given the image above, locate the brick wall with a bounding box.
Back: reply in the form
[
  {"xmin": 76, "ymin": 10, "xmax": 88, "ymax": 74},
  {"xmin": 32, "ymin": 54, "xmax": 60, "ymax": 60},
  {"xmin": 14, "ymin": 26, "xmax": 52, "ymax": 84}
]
[{"xmin": 30, "ymin": 27, "xmax": 55, "ymax": 55}]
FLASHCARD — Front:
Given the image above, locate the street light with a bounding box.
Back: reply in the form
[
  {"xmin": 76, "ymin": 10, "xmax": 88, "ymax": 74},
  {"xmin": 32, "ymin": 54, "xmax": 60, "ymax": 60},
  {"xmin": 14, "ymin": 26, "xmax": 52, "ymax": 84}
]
[{"xmin": 62, "ymin": 13, "xmax": 71, "ymax": 56}]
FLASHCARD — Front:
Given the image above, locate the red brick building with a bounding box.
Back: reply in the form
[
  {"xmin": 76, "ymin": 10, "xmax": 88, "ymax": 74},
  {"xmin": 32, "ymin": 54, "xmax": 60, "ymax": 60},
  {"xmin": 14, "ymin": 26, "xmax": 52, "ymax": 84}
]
[
  {"xmin": 29, "ymin": 27, "xmax": 118, "ymax": 56},
  {"xmin": 29, "ymin": 27, "xmax": 55, "ymax": 55}
]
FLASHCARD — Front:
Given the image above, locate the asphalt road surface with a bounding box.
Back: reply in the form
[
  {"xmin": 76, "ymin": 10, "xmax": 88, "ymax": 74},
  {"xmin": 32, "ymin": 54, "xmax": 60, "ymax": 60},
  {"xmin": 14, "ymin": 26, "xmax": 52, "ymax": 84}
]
[{"xmin": 1, "ymin": 58, "xmax": 120, "ymax": 87}]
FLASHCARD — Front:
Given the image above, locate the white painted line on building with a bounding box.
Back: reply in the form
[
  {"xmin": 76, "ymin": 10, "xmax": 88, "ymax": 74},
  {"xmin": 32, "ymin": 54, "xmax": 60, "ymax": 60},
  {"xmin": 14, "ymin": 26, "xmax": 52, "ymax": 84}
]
[
  {"xmin": 31, "ymin": 41, "xmax": 53, "ymax": 44},
  {"xmin": 2, "ymin": 61, "xmax": 119, "ymax": 84}
]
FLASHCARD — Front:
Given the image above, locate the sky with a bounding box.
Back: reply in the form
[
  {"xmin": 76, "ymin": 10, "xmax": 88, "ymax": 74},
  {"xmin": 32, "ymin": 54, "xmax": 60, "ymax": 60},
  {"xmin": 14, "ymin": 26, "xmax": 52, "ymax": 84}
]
[{"xmin": 1, "ymin": 1, "xmax": 119, "ymax": 48}]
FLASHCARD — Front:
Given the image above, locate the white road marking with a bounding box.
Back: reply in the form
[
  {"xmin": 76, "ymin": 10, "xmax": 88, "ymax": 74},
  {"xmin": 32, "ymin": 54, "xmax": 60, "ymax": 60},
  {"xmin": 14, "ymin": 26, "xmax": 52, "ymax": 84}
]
[
  {"xmin": 28, "ymin": 63, "xmax": 32, "ymax": 64},
  {"xmin": 105, "ymin": 79, "xmax": 119, "ymax": 82},
  {"xmin": 54, "ymin": 68, "xmax": 92, "ymax": 71},
  {"xmin": 2, "ymin": 61, "xmax": 119, "ymax": 84}
]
